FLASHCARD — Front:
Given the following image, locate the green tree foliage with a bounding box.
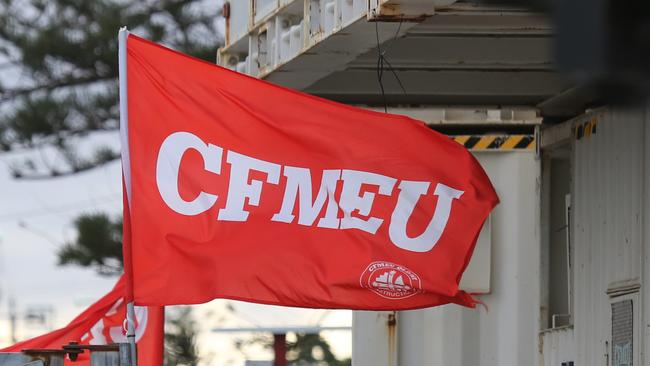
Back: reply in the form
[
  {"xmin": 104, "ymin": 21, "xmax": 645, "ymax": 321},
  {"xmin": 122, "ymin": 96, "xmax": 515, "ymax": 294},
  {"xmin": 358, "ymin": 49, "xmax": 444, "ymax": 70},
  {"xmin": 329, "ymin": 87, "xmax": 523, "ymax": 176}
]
[
  {"xmin": 236, "ymin": 332, "xmax": 351, "ymax": 366},
  {"xmin": 58, "ymin": 212, "xmax": 200, "ymax": 365},
  {"xmin": 58, "ymin": 212, "xmax": 123, "ymax": 276},
  {"xmin": 164, "ymin": 307, "xmax": 200, "ymax": 366},
  {"xmin": 0, "ymin": 0, "xmax": 222, "ymax": 178},
  {"xmin": 286, "ymin": 333, "xmax": 351, "ymax": 366}
]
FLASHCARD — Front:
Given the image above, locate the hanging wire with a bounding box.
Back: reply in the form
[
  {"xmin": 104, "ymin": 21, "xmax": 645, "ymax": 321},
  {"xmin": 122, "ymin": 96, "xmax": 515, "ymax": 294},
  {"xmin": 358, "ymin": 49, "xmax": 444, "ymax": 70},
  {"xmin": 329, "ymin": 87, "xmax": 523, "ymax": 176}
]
[
  {"xmin": 374, "ymin": 17, "xmax": 408, "ymax": 113},
  {"xmin": 383, "ymin": 57, "xmax": 408, "ymax": 97},
  {"xmin": 375, "ymin": 21, "xmax": 388, "ymax": 113}
]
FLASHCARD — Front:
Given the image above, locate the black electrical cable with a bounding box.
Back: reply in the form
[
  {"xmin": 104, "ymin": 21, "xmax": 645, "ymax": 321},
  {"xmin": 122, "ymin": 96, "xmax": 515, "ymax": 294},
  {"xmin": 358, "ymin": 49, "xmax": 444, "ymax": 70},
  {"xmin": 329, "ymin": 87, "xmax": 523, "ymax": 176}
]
[
  {"xmin": 375, "ymin": 21, "xmax": 388, "ymax": 113},
  {"xmin": 374, "ymin": 18, "xmax": 408, "ymax": 113}
]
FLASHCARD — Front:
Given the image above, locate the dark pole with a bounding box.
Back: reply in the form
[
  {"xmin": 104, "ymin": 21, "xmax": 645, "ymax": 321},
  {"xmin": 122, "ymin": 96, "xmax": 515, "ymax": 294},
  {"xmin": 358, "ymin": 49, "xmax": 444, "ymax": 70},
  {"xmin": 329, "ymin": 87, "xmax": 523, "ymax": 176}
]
[{"xmin": 273, "ymin": 333, "xmax": 287, "ymax": 366}]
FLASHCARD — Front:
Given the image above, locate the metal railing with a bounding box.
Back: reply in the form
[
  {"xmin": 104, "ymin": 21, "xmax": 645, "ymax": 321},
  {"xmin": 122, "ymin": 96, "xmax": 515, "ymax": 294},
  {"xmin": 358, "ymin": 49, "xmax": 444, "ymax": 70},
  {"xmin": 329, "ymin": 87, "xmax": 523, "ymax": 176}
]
[{"xmin": 0, "ymin": 343, "xmax": 132, "ymax": 366}]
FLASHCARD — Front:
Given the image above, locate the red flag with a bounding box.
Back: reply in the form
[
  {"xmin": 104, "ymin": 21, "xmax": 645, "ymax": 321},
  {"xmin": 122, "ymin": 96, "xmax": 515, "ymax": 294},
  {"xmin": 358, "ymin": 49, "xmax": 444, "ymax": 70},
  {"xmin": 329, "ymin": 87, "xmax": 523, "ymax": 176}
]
[
  {"xmin": 122, "ymin": 34, "xmax": 498, "ymax": 310},
  {"xmin": 1, "ymin": 276, "xmax": 164, "ymax": 366}
]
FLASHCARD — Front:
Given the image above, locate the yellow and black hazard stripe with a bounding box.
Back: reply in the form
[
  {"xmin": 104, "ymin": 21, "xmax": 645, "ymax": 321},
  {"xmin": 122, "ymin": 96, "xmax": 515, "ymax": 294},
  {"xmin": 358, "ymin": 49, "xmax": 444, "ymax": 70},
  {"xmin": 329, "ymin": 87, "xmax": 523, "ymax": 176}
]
[
  {"xmin": 574, "ymin": 118, "xmax": 598, "ymax": 140},
  {"xmin": 451, "ymin": 134, "xmax": 536, "ymax": 150}
]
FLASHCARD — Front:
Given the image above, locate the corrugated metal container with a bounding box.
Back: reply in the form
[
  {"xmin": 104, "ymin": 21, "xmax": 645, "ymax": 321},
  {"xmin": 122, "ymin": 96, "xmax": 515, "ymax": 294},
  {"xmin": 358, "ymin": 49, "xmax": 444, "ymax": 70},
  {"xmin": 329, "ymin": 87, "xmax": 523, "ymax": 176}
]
[
  {"xmin": 353, "ymin": 151, "xmax": 541, "ymax": 366},
  {"xmin": 218, "ymin": 0, "xmax": 461, "ymax": 79},
  {"xmin": 644, "ymin": 101, "xmax": 650, "ymax": 366},
  {"xmin": 571, "ymin": 107, "xmax": 645, "ymax": 365},
  {"xmin": 352, "ymin": 312, "xmax": 397, "ymax": 366},
  {"xmin": 540, "ymin": 326, "xmax": 575, "ymax": 366}
]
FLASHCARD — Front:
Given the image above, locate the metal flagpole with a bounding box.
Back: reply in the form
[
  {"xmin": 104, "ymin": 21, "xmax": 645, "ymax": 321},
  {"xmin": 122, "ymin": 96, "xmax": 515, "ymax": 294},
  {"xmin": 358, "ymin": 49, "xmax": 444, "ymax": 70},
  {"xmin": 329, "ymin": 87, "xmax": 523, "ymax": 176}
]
[
  {"xmin": 126, "ymin": 302, "xmax": 137, "ymax": 365},
  {"xmin": 118, "ymin": 26, "xmax": 138, "ymax": 366}
]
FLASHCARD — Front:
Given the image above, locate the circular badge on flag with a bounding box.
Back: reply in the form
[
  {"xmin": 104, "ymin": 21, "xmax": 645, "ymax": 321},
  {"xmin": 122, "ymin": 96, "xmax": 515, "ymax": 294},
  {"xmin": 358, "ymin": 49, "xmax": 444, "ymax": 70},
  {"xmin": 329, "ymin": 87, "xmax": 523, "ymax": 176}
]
[{"xmin": 360, "ymin": 261, "xmax": 422, "ymax": 299}]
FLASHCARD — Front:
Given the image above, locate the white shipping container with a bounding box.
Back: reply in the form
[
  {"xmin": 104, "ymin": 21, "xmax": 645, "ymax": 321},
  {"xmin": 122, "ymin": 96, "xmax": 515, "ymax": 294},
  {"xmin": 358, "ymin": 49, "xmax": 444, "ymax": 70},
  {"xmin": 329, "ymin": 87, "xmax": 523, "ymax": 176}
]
[
  {"xmin": 353, "ymin": 151, "xmax": 541, "ymax": 366},
  {"xmin": 570, "ymin": 107, "xmax": 645, "ymax": 366}
]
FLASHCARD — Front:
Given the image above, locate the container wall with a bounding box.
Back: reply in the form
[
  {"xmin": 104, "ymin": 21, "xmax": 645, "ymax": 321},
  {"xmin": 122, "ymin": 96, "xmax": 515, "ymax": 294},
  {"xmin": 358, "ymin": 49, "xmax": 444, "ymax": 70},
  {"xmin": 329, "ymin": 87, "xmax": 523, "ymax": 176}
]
[
  {"xmin": 640, "ymin": 100, "xmax": 650, "ymax": 365},
  {"xmin": 540, "ymin": 326, "xmax": 575, "ymax": 366},
  {"xmin": 353, "ymin": 151, "xmax": 541, "ymax": 366},
  {"xmin": 352, "ymin": 311, "xmax": 397, "ymax": 366},
  {"xmin": 571, "ymin": 107, "xmax": 645, "ymax": 365},
  {"xmin": 228, "ymin": 1, "xmax": 250, "ymax": 46}
]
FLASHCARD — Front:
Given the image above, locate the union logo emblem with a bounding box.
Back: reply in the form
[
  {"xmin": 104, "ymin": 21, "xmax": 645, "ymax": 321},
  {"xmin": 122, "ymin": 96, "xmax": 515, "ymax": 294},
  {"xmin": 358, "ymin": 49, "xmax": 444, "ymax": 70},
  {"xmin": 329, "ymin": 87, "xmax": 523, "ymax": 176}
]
[{"xmin": 360, "ymin": 261, "xmax": 422, "ymax": 299}]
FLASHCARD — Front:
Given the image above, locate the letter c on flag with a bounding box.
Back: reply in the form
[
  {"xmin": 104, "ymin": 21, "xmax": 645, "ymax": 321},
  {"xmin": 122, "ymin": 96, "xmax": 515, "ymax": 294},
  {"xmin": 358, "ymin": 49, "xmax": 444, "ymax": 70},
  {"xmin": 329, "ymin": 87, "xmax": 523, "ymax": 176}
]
[{"xmin": 156, "ymin": 132, "xmax": 223, "ymax": 215}]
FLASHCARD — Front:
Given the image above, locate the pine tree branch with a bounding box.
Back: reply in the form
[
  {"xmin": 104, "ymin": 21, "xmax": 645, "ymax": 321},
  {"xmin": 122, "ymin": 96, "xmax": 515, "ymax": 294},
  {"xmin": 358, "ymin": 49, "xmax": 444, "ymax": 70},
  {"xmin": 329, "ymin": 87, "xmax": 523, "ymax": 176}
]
[
  {"xmin": 11, "ymin": 157, "xmax": 117, "ymax": 179},
  {"xmin": 0, "ymin": 75, "xmax": 112, "ymax": 102},
  {"xmin": 0, "ymin": 0, "xmax": 223, "ymax": 182}
]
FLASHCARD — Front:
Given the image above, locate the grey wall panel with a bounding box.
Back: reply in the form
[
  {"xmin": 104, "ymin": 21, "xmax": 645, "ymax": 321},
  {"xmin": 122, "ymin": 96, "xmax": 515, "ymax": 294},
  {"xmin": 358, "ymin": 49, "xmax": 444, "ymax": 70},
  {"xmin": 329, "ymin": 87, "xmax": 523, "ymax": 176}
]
[{"xmin": 572, "ymin": 107, "xmax": 644, "ymax": 365}]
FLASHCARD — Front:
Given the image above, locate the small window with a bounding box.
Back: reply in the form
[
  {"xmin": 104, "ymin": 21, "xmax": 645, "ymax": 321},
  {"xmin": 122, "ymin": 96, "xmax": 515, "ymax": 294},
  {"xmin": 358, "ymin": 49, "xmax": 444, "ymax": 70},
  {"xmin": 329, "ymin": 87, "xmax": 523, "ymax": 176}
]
[
  {"xmin": 611, "ymin": 299, "xmax": 633, "ymax": 366},
  {"xmin": 608, "ymin": 290, "xmax": 639, "ymax": 366}
]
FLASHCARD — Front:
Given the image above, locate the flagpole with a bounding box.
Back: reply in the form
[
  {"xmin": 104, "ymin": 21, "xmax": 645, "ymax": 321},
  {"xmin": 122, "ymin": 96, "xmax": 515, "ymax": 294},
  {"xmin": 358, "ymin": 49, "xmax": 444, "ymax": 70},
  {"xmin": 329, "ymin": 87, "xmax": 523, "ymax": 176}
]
[
  {"xmin": 118, "ymin": 26, "xmax": 138, "ymax": 366},
  {"xmin": 126, "ymin": 302, "xmax": 137, "ymax": 364}
]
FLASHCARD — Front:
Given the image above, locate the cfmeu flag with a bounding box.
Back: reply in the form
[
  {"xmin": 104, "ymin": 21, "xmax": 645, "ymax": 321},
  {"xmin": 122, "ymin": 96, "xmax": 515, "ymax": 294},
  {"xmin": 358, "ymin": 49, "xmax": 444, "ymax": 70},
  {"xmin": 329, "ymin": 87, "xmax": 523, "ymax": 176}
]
[
  {"xmin": 120, "ymin": 33, "xmax": 498, "ymax": 310},
  {"xmin": 0, "ymin": 276, "xmax": 163, "ymax": 366}
]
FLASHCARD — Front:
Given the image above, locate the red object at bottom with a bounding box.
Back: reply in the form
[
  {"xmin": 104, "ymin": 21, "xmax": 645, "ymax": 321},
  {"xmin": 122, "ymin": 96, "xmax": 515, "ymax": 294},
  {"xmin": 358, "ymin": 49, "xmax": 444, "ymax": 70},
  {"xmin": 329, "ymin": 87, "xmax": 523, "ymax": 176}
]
[
  {"xmin": 0, "ymin": 276, "xmax": 163, "ymax": 366},
  {"xmin": 273, "ymin": 333, "xmax": 287, "ymax": 366}
]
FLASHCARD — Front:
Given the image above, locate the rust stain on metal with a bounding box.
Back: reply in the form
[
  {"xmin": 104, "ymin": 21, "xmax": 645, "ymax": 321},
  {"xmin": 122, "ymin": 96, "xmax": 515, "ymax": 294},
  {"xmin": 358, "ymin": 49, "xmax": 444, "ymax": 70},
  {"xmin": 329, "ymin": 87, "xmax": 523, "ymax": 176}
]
[
  {"xmin": 387, "ymin": 311, "xmax": 397, "ymax": 365},
  {"xmin": 369, "ymin": 14, "xmax": 428, "ymax": 22},
  {"xmin": 224, "ymin": 15, "xmax": 230, "ymax": 45},
  {"xmin": 222, "ymin": 1, "xmax": 230, "ymax": 19},
  {"xmin": 380, "ymin": 3, "xmax": 401, "ymax": 15},
  {"xmin": 223, "ymin": 2, "xmax": 231, "ymax": 46},
  {"xmin": 370, "ymin": 4, "xmax": 430, "ymax": 22}
]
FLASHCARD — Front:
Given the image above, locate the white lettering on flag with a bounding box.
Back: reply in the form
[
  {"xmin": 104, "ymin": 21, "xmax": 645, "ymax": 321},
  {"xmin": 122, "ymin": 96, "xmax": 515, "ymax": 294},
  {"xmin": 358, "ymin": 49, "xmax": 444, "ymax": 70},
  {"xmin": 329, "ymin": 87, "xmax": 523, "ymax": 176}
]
[
  {"xmin": 272, "ymin": 167, "xmax": 341, "ymax": 228},
  {"xmin": 155, "ymin": 132, "xmax": 465, "ymax": 253},
  {"xmin": 156, "ymin": 132, "xmax": 222, "ymax": 215},
  {"xmin": 389, "ymin": 182, "xmax": 464, "ymax": 252},
  {"xmin": 339, "ymin": 170, "xmax": 396, "ymax": 234},
  {"xmin": 218, "ymin": 151, "xmax": 281, "ymax": 222}
]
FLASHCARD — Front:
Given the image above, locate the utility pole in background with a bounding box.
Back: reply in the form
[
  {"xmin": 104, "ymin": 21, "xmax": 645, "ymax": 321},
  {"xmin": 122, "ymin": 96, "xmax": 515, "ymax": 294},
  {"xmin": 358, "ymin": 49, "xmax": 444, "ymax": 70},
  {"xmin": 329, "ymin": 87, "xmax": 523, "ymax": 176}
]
[
  {"xmin": 9, "ymin": 297, "xmax": 17, "ymax": 344},
  {"xmin": 0, "ymin": 237, "xmax": 14, "ymax": 345},
  {"xmin": 0, "ymin": 237, "xmax": 16, "ymax": 344}
]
